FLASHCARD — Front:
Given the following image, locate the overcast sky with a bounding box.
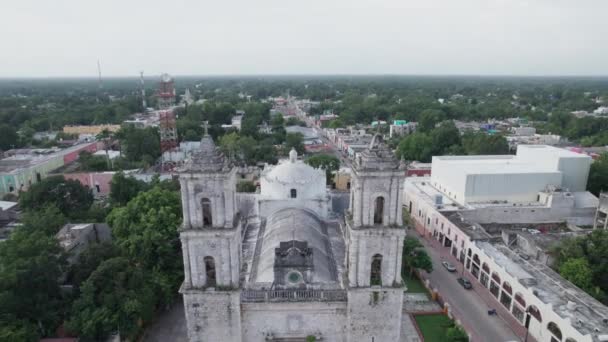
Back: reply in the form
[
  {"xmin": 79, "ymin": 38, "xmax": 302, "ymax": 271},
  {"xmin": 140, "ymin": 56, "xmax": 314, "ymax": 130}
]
[{"xmin": 1, "ymin": 0, "xmax": 606, "ymax": 77}]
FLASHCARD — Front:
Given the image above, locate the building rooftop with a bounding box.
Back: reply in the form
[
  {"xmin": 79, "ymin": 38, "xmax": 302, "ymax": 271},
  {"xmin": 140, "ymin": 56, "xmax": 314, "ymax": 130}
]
[{"xmin": 479, "ymin": 240, "xmax": 608, "ymax": 339}]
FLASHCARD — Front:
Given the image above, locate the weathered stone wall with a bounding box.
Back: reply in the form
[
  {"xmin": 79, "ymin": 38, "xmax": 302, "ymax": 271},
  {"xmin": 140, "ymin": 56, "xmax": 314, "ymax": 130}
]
[
  {"xmin": 241, "ymin": 302, "xmax": 347, "ymax": 342},
  {"xmin": 182, "ymin": 290, "xmax": 242, "ymax": 342},
  {"xmin": 351, "ymin": 170, "xmax": 404, "ymax": 227},
  {"xmin": 181, "ymin": 228, "xmax": 241, "ymax": 288},
  {"xmin": 346, "ymin": 288, "xmax": 404, "ymax": 342},
  {"xmin": 347, "ymin": 225, "xmax": 406, "ymax": 287}
]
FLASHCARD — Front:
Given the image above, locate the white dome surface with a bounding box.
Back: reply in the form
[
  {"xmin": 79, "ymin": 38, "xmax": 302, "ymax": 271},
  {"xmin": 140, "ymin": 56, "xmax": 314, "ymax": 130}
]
[{"xmin": 260, "ymin": 153, "xmax": 326, "ymax": 199}]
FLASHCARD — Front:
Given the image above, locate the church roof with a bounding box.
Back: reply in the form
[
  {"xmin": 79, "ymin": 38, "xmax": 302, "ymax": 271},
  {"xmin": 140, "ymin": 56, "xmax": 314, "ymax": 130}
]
[
  {"xmin": 180, "ymin": 134, "xmax": 230, "ymax": 173},
  {"xmin": 261, "ymin": 149, "xmax": 325, "ymax": 187},
  {"xmin": 252, "ymin": 208, "xmax": 337, "ymax": 284}
]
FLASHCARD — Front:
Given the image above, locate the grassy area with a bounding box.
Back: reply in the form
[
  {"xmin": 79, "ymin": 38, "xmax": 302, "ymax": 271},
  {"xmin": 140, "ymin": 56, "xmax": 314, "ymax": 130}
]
[
  {"xmin": 414, "ymin": 314, "xmax": 453, "ymax": 342},
  {"xmin": 402, "ymin": 268, "xmax": 428, "ymax": 295}
]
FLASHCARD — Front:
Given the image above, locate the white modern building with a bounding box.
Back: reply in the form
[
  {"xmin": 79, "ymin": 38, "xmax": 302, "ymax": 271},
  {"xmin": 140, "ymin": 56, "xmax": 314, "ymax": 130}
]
[{"xmin": 430, "ymin": 145, "xmax": 592, "ymax": 205}]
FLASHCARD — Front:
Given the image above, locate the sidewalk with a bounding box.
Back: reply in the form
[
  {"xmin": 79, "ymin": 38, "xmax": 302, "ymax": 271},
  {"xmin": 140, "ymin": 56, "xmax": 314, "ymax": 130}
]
[{"xmin": 415, "ymin": 231, "xmax": 536, "ymax": 342}]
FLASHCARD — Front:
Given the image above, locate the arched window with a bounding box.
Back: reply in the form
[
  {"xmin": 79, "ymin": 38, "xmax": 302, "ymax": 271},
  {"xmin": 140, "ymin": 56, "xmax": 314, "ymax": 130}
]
[
  {"xmin": 201, "ymin": 198, "xmax": 212, "ymax": 227},
  {"xmin": 500, "ymin": 281, "xmax": 513, "ymax": 309},
  {"xmin": 512, "ymin": 293, "xmax": 526, "ymax": 323},
  {"xmin": 370, "ymin": 254, "xmax": 383, "ymax": 286},
  {"xmin": 473, "ymin": 254, "xmax": 480, "ymax": 265},
  {"xmin": 204, "ymin": 256, "xmax": 216, "ymax": 287},
  {"xmin": 492, "ymin": 272, "xmax": 501, "ymax": 283},
  {"xmin": 547, "ymin": 322, "xmax": 562, "ymax": 341},
  {"xmin": 490, "ymin": 272, "xmax": 501, "ymax": 298},
  {"xmin": 514, "ymin": 293, "xmax": 526, "ymax": 307},
  {"xmin": 290, "ymin": 188, "xmax": 297, "ymax": 198},
  {"xmin": 373, "ymin": 197, "xmax": 384, "ymax": 224},
  {"xmin": 502, "ymin": 281, "xmax": 513, "ymax": 295},
  {"xmin": 528, "ymin": 305, "xmax": 542, "ymax": 322},
  {"xmin": 482, "ymin": 262, "xmax": 490, "ymax": 273}
]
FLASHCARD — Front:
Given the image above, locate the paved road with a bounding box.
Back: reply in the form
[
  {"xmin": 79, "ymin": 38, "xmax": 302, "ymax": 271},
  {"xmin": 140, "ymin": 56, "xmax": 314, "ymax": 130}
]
[{"xmin": 413, "ymin": 234, "xmax": 520, "ymax": 342}]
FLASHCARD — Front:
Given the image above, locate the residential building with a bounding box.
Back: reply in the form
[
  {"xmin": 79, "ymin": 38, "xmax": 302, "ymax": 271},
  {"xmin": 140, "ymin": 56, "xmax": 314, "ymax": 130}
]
[{"xmin": 0, "ymin": 142, "xmax": 99, "ymax": 195}]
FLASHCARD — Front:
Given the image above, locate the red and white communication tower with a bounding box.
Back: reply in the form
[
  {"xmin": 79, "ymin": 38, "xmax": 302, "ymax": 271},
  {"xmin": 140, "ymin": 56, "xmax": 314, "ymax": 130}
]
[{"xmin": 157, "ymin": 73, "xmax": 178, "ymax": 153}]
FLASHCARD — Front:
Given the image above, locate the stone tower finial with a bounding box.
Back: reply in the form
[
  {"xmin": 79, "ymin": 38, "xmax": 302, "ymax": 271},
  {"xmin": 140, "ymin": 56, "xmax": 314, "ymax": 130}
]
[
  {"xmin": 202, "ymin": 120, "xmax": 209, "ymax": 136},
  {"xmin": 289, "ymin": 148, "xmax": 297, "ymax": 163}
]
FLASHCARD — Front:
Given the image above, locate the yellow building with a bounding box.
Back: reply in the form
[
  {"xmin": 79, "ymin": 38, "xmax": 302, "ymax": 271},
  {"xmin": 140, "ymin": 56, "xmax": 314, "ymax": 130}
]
[
  {"xmin": 334, "ymin": 167, "xmax": 351, "ymax": 191},
  {"xmin": 63, "ymin": 124, "xmax": 121, "ymax": 136}
]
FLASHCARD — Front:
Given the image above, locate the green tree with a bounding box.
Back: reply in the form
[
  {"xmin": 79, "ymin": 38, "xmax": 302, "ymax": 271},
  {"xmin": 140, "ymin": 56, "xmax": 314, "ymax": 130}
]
[
  {"xmin": 397, "ymin": 133, "xmax": 434, "ymax": 162},
  {"xmin": 305, "ymin": 154, "xmax": 340, "ymax": 184},
  {"xmin": 461, "ymin": 132, "xmax": 509, "ymax": 155},
  {"xmin": 445, "ymin": 324, "xmax": 469, "ymax": 342},
  {"xmin": 20, "ymin": 204, "xmax": 67, "ymax": 236},
  {"xmin": 553, "ymin": 230, "xmax": 608, "ymax": 304},
  {"xmin": 66, "ymin": 257, "xmax": 156, "ymax": 341},
  {"xmin": 78, "ymin": 151, "xmax": 109, "ymax": 171},
  {"xmin": 402, "ymin": 237, "xmax": 433, "ymax": 276},
  {"xmin": 19, "ymin": 176, "xmax": 94, "ymax": 219},
  {"xmin": 120, "ymin": 126, "xmax": 160, "ymax": 165},
  {"xmin": 418, "ymin": 109, "xmax": 446, "ymax": 132},
  {"xmin": 587, "ymin": 153, "xmax": 608, "ymax": 196},
  {"xmin": 0, "ymin": 124, "xmax": 20, "ymax": 150},
  {"xmin": 0, "ymin": 228, "xmax": 67, "ymax": 340},
  {"xmin": 271, "ymin": 113, "xmax": 285, "ymax": 128},
  {"xmin": 109, "ymin": 172, "xmax": 149, "ymax": 206},
  {"xmin": 559, "ymin": 258, "xmax": 594, "ymax": 292},
  {"xmin": 106, "ymin": 186, "xmax": 182, "ymax": 306},
  {"xmin": 237, "ymin": 180, "xmax": 257, "ymax": 193},
  {"xmin": 430, "ymin": 121, "xmax": 461, "ymax": 155},
  {"xmin": 67, "ymin": 242, "xmax": 120, "ymax": 289},
  {"xmin": 285, "ymin": 132, "xmax": 305, "ymax": 155}
]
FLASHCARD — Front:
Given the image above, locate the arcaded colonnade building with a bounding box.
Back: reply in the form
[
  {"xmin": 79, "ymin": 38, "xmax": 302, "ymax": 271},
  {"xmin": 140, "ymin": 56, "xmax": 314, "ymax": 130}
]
[{"xmin": 177, "ymin": 132, "xmax": 412, "ymax": 342}]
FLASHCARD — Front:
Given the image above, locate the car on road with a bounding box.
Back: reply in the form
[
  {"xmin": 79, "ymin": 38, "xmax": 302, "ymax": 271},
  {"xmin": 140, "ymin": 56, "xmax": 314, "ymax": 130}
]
[
  {"xmin": 442, "ymin": 261, "xmax": 456, "ymax": 272},
  {"xmin": 457, "ymin": 277, "xmax": 472, "ymax": 289}
]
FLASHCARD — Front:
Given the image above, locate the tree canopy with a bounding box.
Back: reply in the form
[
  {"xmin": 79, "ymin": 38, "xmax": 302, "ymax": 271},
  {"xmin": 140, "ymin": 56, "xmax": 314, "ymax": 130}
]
[
  {"xmin": 587, "ymin": 153, "xmax": 608, "ymax": 196},
  {"xmin": 305, "ymin": 154, "xmax": 340, "ymax": 185},
  {"xmin": 106, "ymin": 186, "xmax": 183, "ymax": 306},
  {"xmin": 19, "ymin": 176, "xmax": 93, "ymax": 219},
  {"xmin": 402, "ymin": 237, "xmax": 433, "ymax": 276},
  {"xmin": 553, "ymin": 229, "xmax": 608, "ymax": 304}
]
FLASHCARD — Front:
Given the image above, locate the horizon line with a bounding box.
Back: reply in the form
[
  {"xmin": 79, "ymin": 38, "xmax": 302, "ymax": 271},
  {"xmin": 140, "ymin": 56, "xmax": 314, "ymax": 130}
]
[{"xmin": 1, "ymin": 73, "xmax": 608, "ymax": 80}]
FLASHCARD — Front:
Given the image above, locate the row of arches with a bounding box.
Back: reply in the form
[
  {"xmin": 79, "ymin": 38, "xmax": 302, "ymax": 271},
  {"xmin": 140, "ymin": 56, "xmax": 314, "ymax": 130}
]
[{"xmin": 461, "ymin": 248, "xmax": 577, "ymax": 342}]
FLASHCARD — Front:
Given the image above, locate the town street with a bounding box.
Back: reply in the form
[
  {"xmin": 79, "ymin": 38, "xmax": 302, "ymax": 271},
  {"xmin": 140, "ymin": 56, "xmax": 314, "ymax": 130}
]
[{"xmin": 412, "ymin": 233, "xmax": 521, "ymax": 342}]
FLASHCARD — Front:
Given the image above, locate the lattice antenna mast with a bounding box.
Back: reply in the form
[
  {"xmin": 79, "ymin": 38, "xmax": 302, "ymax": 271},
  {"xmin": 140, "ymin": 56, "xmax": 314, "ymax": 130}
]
[
  {"xmin": 96, "ymin": 60, "xmax": 103, "ymax": 103},
  {"xmin": 140, "ymin": 71, "xmax": 147, "ymax": 112}
]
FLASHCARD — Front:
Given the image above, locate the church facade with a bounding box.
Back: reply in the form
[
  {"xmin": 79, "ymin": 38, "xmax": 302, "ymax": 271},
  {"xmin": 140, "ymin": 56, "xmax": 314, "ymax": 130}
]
[{"xmin": 178, "ymin": 132, "xmax": 411, "ymax": 342}]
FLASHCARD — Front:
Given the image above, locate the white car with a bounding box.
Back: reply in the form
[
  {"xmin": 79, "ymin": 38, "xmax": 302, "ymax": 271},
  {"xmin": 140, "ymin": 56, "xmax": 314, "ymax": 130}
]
[{"xmin": 442, "ymin": 261, "xmax": 457, "ymax": 272}]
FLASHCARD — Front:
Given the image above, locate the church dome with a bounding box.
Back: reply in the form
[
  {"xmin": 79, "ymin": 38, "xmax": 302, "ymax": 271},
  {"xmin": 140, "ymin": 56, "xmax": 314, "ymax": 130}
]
[{"xmin": 260, "ymin": 150, "xmax": 326, "ymax": 199}]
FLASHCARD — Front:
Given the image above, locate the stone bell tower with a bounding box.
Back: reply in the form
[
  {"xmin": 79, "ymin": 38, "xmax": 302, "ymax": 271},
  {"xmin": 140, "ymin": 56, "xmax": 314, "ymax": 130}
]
[
  {"xmin": 178, "ymin": 125, "xmax": 242, "ymax": 342},
  {"xmin": 345, "ymin": 134, "xmax": 407, "ymax": 342}
]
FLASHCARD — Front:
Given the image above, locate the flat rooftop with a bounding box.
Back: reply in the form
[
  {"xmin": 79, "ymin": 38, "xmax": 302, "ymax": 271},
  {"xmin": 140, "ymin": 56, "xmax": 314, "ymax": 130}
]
[
  {"xmin": 404, "ymin": 177, "xmax": 462, "ymax": 211},
  {"xmin": 478, "ymin": 240, "xmax": 608, "ymax": 339}
]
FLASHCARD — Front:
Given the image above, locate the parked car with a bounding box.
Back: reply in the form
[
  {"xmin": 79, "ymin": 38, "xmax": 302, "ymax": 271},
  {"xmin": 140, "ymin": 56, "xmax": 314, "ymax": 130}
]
[
  {"xmin": 457, "ymin": 277, "xmax": 472, "ymax": 289},
  {"xmin": 442, "ymin": 261, "xmax": 456, "ymax": 272}
]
